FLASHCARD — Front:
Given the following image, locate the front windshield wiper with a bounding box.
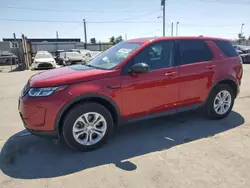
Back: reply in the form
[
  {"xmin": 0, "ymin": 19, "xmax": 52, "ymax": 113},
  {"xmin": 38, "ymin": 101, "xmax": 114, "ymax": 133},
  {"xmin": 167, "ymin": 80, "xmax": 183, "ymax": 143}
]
[{"xmin": 85, "ymin": 64, "xmax": 102, "ymax": 70}]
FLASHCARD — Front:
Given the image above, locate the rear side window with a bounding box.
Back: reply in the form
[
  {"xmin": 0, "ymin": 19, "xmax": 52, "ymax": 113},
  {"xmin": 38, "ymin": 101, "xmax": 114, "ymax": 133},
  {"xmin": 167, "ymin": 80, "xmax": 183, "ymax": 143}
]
[
  {"xmin": 177, "ymin": 40, "xmax": 213, "ymax": 65},
  {"xmin": 214, "ymin": 40, "xmax": 238, "ymax": 57}
]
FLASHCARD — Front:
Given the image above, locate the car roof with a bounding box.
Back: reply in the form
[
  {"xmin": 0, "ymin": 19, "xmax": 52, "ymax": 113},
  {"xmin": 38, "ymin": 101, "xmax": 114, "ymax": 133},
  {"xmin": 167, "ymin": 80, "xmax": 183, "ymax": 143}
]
[
  {"xmin": 127, "ymin": 36, "xmax": 230, "ymax": 44},
  {"xmin": 37, "ymin": 51, "xmax": 50, "ymax": 54},
  {"xmin": 66, "ymin": 52, "xmax": 81, "ymax": 54}
]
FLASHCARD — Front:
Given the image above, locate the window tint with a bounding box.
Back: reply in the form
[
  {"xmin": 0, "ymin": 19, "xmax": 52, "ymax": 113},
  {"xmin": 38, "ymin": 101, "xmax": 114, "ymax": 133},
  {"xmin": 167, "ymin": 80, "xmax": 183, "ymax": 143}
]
[
  {"xmin": 134, "ymin": 41, "xmax": 174, "ymax": 70},
  {"xmin": 178, "ymin": 40, "xmax": 213, "ymax": 65},
  {"xmin": 215, "ymin": 41, "xmax": 239, "ymax": 57}
]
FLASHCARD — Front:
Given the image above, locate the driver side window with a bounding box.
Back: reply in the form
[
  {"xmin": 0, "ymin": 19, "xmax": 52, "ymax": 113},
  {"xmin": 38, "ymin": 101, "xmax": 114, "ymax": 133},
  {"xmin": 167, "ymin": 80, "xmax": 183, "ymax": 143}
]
[{"xmin": 134, "ymin": 41, "xmax": 174, "ymax": 70}]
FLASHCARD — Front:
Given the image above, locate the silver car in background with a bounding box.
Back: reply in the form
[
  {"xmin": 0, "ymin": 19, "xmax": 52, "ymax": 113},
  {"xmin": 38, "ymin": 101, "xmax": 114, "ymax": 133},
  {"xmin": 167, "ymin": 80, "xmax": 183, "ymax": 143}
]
[
  {"xmin": 60, "ymin": 52, "xmax": 85, "ymax": 66},
  {"xmin": 33, "ymin": 51, "xmax": 56, "ymax": 69},
  {"xmin": 0, "ymin": 51, "xmax": 18, "ymax": 65}
]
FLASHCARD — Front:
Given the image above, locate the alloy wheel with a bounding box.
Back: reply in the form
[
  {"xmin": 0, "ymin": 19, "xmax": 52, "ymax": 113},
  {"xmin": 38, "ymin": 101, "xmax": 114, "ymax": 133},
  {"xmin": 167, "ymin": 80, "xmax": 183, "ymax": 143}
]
[
  {"xmin": 213, "ymin": 90, "xmax": 232, "ymax": 115},
  {"xmin": 72, "ymin": 112, "xmax": 107, "ymax": 146}
]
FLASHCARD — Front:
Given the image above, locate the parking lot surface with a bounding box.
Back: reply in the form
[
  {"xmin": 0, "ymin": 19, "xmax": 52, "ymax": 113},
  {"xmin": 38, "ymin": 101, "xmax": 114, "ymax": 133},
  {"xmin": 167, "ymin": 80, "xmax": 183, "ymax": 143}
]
[{"xmin": 0, "ymin": 65, "xmax": 250, "ymax": 188}]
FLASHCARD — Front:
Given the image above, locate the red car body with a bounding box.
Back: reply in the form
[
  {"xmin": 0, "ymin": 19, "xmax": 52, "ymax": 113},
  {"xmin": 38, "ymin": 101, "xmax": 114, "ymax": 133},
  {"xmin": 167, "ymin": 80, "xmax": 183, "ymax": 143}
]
[{"xmin": 19, "ymin": 36, "xmax": 243, "ymax": 137}]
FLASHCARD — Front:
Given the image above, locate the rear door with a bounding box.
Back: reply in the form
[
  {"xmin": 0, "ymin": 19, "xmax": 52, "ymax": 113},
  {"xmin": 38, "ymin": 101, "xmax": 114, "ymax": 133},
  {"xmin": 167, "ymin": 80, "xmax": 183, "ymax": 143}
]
[{"xmin": 176, "ymin": 39, "xmax": 215, "ymax": 107}]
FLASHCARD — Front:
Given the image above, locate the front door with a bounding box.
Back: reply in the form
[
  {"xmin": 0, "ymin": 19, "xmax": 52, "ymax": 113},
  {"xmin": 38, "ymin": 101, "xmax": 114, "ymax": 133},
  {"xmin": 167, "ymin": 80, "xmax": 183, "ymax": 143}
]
[{"xmin": 120, "ymin": 40, "xmax": 179, "ymax": 119}]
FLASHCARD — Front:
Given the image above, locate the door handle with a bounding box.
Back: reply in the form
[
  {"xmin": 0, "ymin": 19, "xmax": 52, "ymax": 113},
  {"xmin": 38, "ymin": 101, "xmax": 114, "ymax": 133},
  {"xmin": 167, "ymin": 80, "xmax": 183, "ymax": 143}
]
[
  {"xmin": 206, "ymin": 64, "xmax": 216, "ymax": 69},
  {"xmin": 165, "ymin": 72, "xmax": 177, "ymax": 77}
]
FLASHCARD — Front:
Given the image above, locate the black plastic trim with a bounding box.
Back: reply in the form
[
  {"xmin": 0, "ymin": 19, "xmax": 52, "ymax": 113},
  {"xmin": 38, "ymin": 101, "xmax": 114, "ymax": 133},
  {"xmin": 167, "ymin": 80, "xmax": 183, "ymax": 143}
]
[
  {"xmin": 122, "ymin": 103, "xmax": 202, "ymax": 124},
  {"xmin": 26, "ymin": 128, "xmax": 58, "ymax": 138},
  {"xmin": 205, "ymin": 77, "xmax": 239, "ymax": 103},
  {"xmin": 54, "ymin": 93, "xmax": 121, "ymax": 130}
]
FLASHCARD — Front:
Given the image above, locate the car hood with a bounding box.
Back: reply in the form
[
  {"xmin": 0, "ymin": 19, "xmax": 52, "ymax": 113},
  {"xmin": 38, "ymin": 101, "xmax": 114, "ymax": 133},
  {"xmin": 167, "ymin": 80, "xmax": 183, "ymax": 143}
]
[
  {"xmin": 35, "ymin": 58, "xmax": 55, "ymax": 62},
  {"xmin": 28, "ymin": 65, "xmax": 119, "ymax": 87}
]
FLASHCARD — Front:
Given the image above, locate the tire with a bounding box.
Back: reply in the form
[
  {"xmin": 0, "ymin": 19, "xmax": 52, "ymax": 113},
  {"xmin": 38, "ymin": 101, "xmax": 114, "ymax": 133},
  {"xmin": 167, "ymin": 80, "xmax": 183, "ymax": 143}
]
[
  {"xmin": 62, "ymin": 102, "xmax": 114, "ymax": 151},
  {"xmin": 205, "ymin": 84, "xmax": 235, "ymax": 119}
]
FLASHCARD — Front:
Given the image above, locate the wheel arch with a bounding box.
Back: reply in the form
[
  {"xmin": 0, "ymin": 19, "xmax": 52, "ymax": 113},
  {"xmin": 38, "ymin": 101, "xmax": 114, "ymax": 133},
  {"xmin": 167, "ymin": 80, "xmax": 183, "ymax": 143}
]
[
  {"xmin": 55, "ymin": 93, "xmax": 121, "ymax": 135},
  {"xmin": 205, "ymin": 77, "xmax": 238, "ymax": 103}
]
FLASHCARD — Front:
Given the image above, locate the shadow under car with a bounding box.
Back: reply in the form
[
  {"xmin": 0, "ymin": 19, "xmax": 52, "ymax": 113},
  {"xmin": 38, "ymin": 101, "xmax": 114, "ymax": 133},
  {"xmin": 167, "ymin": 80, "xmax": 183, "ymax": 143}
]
[{"xmin": 0, "ymin": 110, "xmax": 244, "ymax": 179}]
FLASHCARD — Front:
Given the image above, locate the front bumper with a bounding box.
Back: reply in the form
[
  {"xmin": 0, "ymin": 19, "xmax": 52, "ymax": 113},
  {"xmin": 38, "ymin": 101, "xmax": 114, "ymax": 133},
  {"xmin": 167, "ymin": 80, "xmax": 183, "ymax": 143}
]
[
  {"xmin": 35, "ymin": 62, "xmax": 56, "ymax": 69},
  {"xmin": 18, "ymin": 89, "xmax": 73, "ymax": 137},
  {"xmin": 19, "ymin": 112, "xmax": 58, "ymax": 138}
]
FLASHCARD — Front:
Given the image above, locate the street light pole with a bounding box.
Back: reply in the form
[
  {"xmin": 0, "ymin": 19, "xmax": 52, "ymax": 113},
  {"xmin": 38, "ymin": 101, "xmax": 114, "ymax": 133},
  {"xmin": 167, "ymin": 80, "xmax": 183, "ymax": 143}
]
[
  {"xmin": 239, "ymin": 23, "xmax": 245, "ymax": 45},
  {"xmin": 241, "ymin": 23, "xmax": 244, "ymax": 36},
  {"xmin": 176, "ymin": 22, "xmax": 179, "ymax": 36},
  {"xmin": 161, "ymin": 0, "xmax": 166, "ymax": 36},
  {"xmin": 83, "ymin": 19, "xmax": 87, "ymax": 49},
  {"xmin": 171, "ymin": 22, "xmax": 174, "ymax": 36}
]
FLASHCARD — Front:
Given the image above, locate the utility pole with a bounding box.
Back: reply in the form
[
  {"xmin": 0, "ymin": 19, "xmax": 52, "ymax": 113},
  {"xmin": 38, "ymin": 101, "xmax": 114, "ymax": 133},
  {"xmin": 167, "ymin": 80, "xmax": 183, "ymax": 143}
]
[
  {"xmin": 171, "ymin": 22, "xmax": 174, "ymax": 36},
  {"xmin": 176, "ymin": 22, "xmax": 179, "ymax": 36},
  {"xmin": 56, "ymin": 31, "xmax": 59, "ymax": 51},
  {"xmin": 125, "ymin": 33, "xmax": 127, "ymax": 41},
  {"xmin": 161, "ymin": 0, "xmax": 166, "ymax": 36},
  {"xmin": 83, "ymin": 19, "xmax": 87, "ymax": 49},
  {"xmin": 13, "ymin": 33, "xmax": 21, "ymax": 69}
]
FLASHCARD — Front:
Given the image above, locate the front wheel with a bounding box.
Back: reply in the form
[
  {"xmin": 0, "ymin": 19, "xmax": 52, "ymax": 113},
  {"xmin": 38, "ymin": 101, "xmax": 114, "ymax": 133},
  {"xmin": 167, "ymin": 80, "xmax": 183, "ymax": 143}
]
[
  {"xmin": 205, "ymin": 84, "xmax": 235, "ymax": 119},
  {"xmin": 62, "ymin": 103, "xmax": 114, "ymax": 151}
]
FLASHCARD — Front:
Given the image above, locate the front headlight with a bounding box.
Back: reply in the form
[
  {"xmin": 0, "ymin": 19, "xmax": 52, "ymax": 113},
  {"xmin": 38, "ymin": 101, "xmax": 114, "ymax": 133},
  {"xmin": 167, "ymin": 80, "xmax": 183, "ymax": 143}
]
[{"xmin": 28, "ymin": 85, "xmax": 67, "ymax": 97}]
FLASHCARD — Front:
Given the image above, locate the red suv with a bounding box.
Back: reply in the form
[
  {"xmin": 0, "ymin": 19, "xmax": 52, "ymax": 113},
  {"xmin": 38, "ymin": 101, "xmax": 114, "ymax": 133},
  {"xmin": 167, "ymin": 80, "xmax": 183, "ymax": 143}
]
[{"xmin": 19, "ymin": 36, "xmax": 243, "ymax": 151}]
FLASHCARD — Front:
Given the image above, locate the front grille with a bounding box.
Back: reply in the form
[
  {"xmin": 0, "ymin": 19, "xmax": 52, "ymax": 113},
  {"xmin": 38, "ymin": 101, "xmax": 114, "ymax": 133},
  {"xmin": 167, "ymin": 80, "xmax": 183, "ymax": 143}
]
[
  {"xmin": 38, "ymin": 63, "xmax": 53, "ymax": 68},
  {"xmin": 71, "ymin": 60, "xmax": 83, "ymax": 64},
  {"xmin": 22, "ymin": 84, "xmax": 29, "ymax": 97}
]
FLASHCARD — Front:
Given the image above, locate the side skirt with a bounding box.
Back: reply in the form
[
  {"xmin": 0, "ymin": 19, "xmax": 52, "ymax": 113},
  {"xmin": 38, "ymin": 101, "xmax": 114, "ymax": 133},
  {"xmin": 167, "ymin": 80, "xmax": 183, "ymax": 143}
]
[{"xmin": 121, "ymin": 103, "xmax": 203, "ymax": 125}]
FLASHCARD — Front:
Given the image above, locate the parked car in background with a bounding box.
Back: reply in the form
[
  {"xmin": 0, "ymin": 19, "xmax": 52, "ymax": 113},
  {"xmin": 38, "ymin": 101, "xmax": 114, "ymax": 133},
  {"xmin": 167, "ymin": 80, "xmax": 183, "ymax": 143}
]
[
  {"xmin": 19, "ymin": 36, "xmax": 243, "ymax": 152},
  {"xmin": 55, "ymin": 50, "xmax": 64, "ymax": 64},
  {"xmin": 90, "ymin": 51, "xmax": 102, "ymax": 59},
  {"xmin": 0, "ymin": 51, "xmax": 18, "ymax": 65},
  {"xmin": 59, "ymin": 52, "xmax": 85, "ymax": 66},
  {"xmin": 33, "ymin": 51, "xmax": 56, "ymax": 69},
  {"xmin": 70, "ymin": 49, "xmax": 92, "ymax": 64},
  {"xmin": 233, "ymin": 45, "xmax": 250, "ymax": 63}
]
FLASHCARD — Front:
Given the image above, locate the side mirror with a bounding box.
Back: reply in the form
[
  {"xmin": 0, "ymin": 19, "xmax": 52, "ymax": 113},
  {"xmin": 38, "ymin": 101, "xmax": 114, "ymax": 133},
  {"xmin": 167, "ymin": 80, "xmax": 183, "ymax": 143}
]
[{"xmin": 129, "ymin": 63, "xmax": 149, "ymax": 74}]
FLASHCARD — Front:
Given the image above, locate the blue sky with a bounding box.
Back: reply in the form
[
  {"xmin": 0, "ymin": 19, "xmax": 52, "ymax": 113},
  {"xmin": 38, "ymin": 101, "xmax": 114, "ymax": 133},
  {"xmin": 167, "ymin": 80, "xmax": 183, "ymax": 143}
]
[{"xmin": 0, "ymin": 0, "xmax": 250, "ymax": 42}]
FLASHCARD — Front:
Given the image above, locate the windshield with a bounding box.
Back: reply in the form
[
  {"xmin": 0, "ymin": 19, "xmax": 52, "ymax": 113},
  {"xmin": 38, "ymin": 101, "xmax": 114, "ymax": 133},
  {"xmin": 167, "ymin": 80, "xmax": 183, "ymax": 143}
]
[
  {"xmin": 66, "ymin": 52, "xmax": 83, "ymax": 59},
  {"xmin": 35, "ymin": 53, "xmax": 53, "ymax": 59},
  {"xmin": 88, "ymin": 42, "xmax": 142, "ymax": 70}
]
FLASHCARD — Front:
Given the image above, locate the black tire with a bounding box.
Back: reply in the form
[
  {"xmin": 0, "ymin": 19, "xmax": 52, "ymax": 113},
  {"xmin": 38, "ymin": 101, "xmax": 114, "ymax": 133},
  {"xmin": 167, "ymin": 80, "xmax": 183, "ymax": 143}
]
[
  {"xmin": 205, "ymin": 84, "xmax": 235, "ymax": 119},
  {"xmin": 62, "ymin": 102, "xmax": 114, "ymax": 151}
]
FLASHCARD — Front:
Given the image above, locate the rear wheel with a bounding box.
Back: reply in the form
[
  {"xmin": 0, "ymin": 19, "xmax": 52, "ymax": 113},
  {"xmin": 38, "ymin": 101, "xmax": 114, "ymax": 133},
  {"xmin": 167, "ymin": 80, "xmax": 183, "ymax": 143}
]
[
  {"xmin": 205, "ymin": 84, "xmax": 235, "ymax": 119},
  {"xmin": 62, "ymin": 103, "xmax": 113, "ymax": 151}
]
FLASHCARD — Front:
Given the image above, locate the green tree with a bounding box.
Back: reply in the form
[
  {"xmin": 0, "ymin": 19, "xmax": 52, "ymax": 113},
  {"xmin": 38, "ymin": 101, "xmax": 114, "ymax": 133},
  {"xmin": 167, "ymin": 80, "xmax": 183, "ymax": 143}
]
[
  {"xmin": 115, "ymin": 35, "xmax": 123, "ymax": 43},
  {"xmin": 109, "ymin": 36, "xmax": 115, "ymax": 43}
]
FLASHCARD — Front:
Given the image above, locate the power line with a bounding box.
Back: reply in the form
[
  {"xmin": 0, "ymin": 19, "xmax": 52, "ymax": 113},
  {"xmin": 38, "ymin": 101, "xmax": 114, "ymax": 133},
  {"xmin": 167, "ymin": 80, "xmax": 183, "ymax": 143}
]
[
  {"xmin": 0, "ymin": 5, "xmax": 159, "ymax": 13},
  {"xmin": 0, "ymin": 18, "xmax": 161, "ymax": 24},
  {"xmin": 0, "ymin": 19, "xmax": 81, "ymax": 23},
  {"xmin": 197, "ymin": 0, "xmax": 250, "ymax": 4},
  {"xmin": 0, "ymin": 9, "xmax": 160, "ymax": 24},
  {"xmin": 181, "ymin": 23, "xmax": 241, "ymax": 27},
  {"xmin": 0, "ymin": 18, "xmax": 246, "ymax": 27}
]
